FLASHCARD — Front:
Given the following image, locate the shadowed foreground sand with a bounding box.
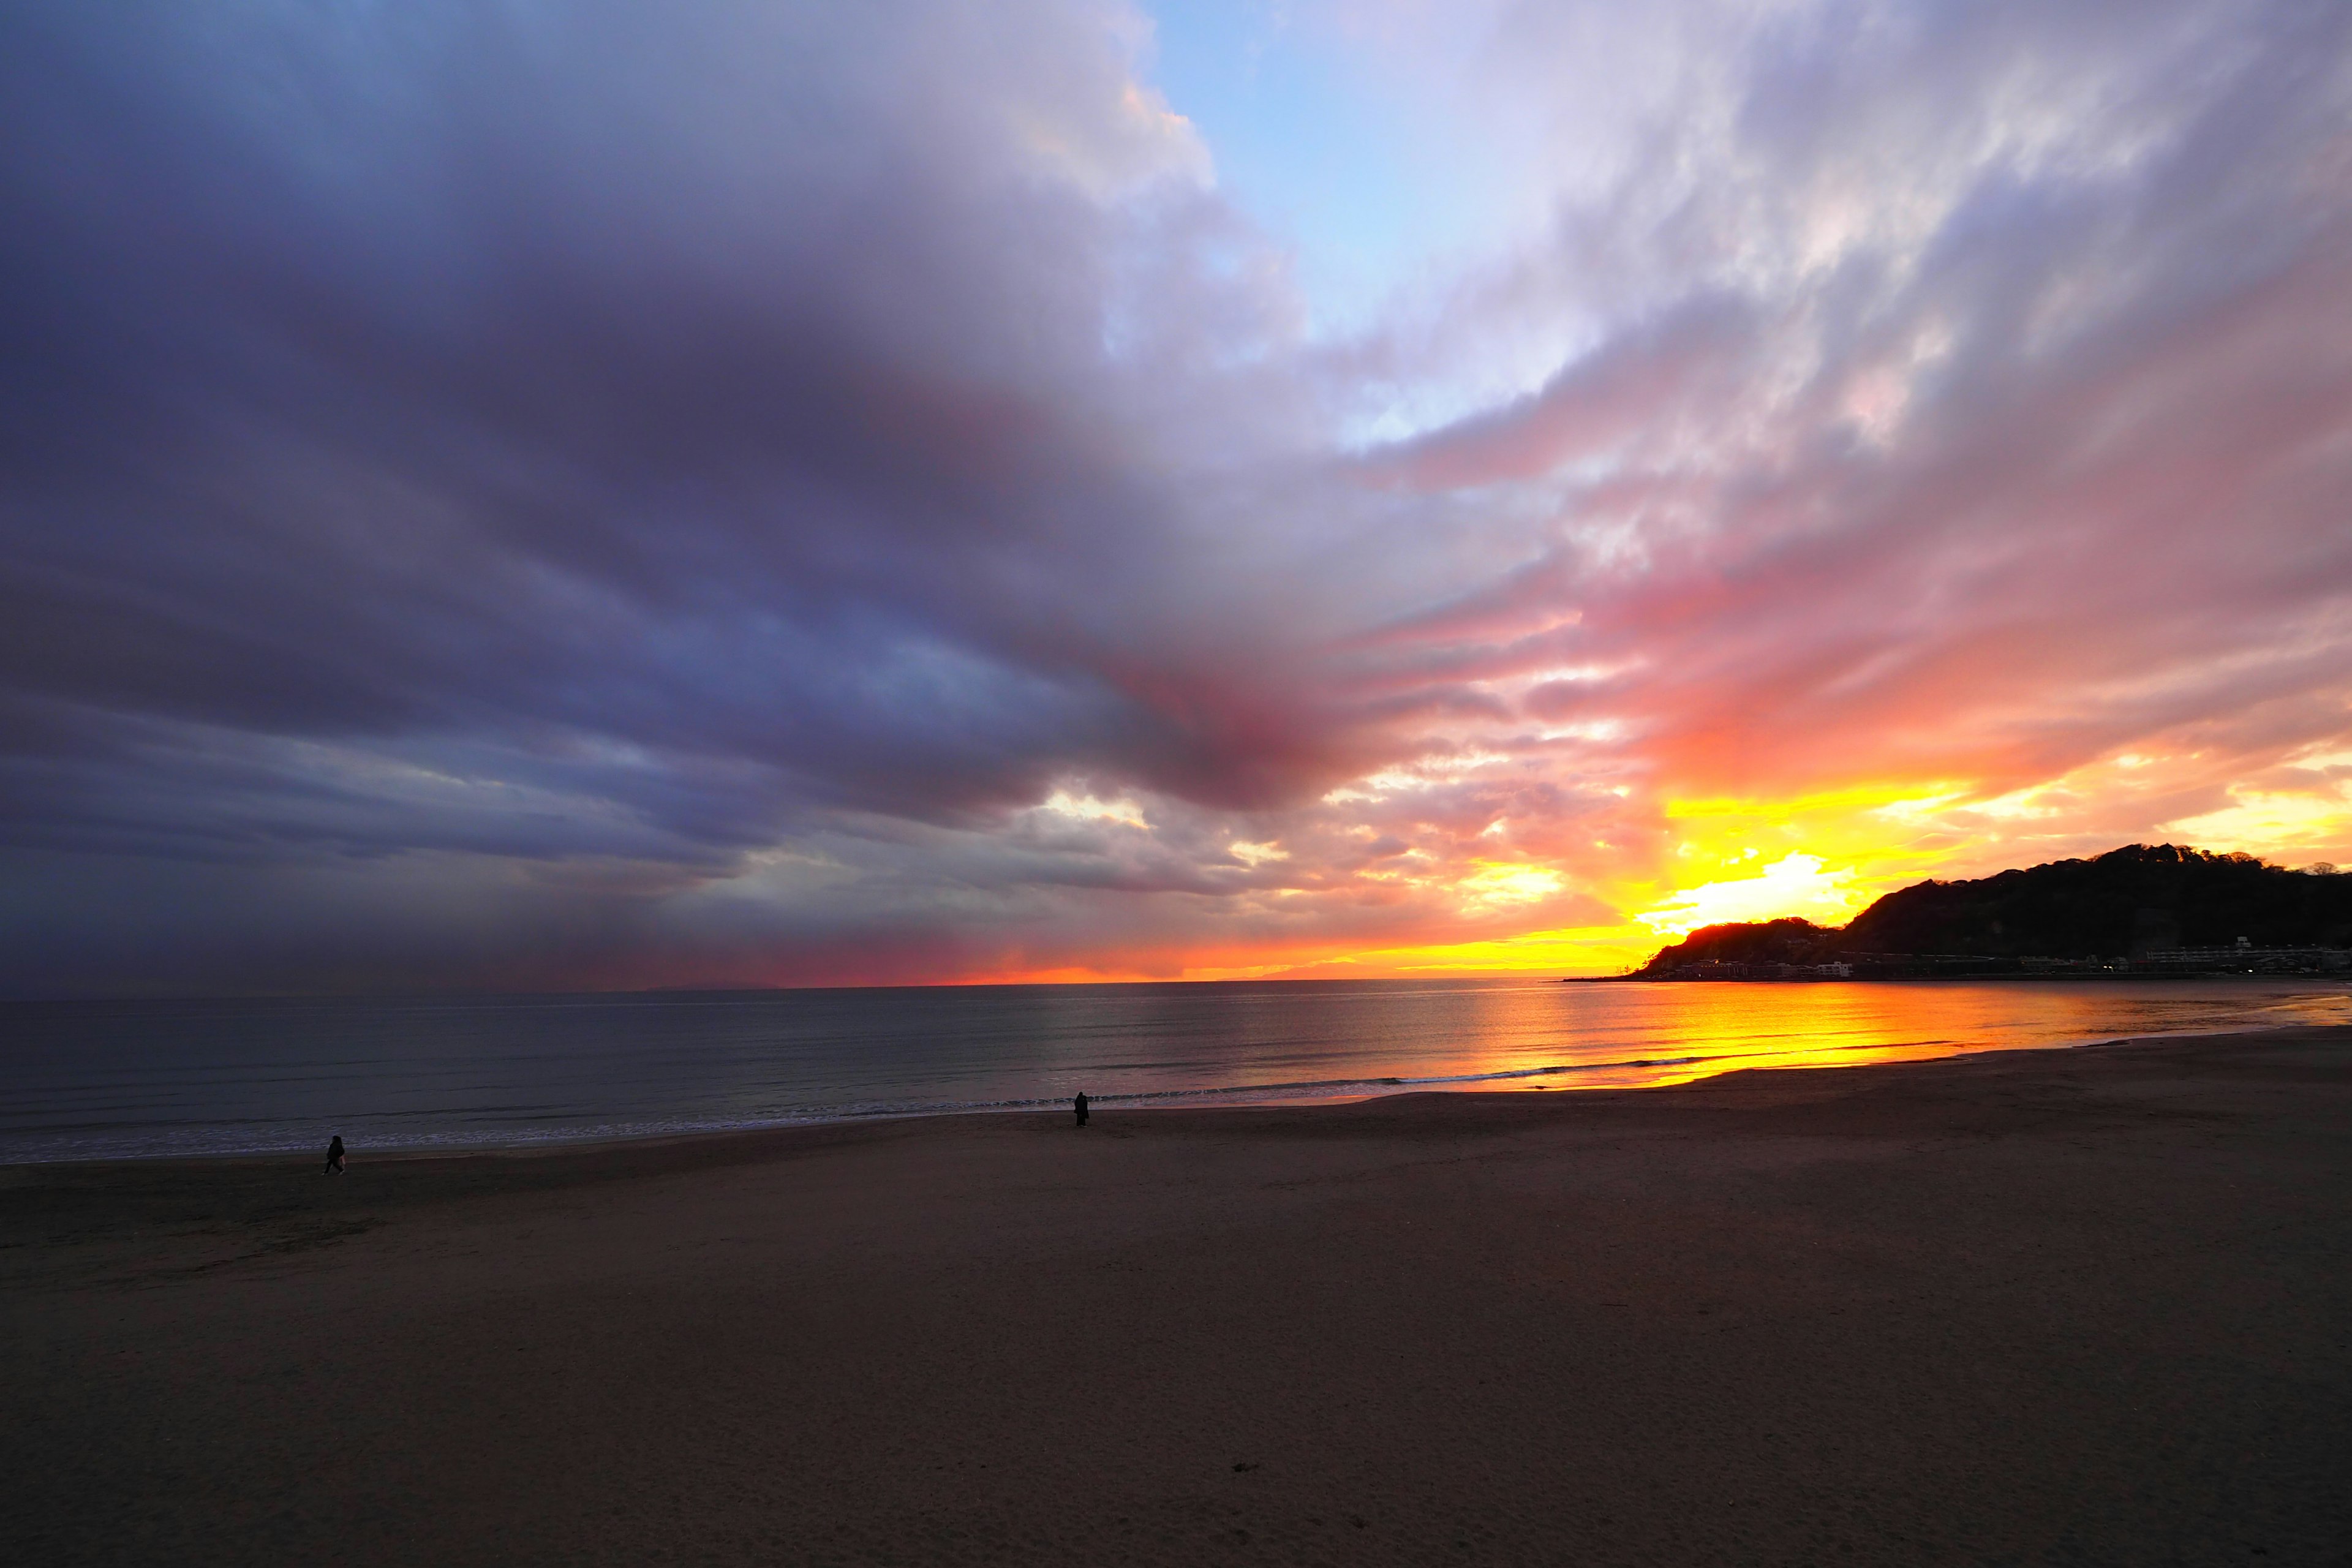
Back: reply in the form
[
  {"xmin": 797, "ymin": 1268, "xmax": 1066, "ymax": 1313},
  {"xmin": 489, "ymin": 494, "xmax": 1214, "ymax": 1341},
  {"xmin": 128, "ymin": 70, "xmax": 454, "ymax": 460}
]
[{"xmin": 5, "ymin": 1028, "xmax": 2350, "ymax": 1566}]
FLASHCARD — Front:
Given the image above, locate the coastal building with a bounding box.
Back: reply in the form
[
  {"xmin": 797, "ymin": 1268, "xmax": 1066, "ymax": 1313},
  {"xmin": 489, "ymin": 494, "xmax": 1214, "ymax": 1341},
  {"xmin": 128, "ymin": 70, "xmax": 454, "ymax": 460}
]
[{"xmin": 2134, "ymin": 946, "xmax": 2350, "ymax": 974}]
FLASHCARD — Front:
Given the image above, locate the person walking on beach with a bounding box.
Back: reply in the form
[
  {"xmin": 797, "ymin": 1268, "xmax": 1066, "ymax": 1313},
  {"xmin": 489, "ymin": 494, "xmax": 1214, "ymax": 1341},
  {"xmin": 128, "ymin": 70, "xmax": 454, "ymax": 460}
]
[
  {"xmin": 324, "ymin": 1135, "xmax": 345, "ymax": 1175},
  {"xmin": 1073, "ymin": 1092, "xmax": 1089, "ymax": 1128}
]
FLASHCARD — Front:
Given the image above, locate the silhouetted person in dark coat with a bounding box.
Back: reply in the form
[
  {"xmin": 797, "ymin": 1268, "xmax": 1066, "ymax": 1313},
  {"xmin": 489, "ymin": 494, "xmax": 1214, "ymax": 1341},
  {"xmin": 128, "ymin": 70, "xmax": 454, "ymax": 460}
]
[
  {"xmin": 1073, "ymin": 1092, "xmax": 1089, "ymax": 1128},
  {"xmin": 325, "ymin": 1135, "xmax": 345, "ymax": 1175}
]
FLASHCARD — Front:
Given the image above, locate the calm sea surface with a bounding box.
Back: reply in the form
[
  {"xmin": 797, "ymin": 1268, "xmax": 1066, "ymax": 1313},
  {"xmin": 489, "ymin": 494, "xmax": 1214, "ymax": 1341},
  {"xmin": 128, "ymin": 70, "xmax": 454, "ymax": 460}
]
[{"xmin": 3, "ymin": 978, "xmax": 2347, "ymax": 1163}]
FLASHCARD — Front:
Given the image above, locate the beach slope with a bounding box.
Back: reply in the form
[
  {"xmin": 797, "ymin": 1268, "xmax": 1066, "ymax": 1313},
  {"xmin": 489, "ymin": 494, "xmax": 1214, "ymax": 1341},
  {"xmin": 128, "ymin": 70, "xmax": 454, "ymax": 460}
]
[{"xmin": 6, "ymin": 1028, "xmax": 2350, "ymax": 1564}]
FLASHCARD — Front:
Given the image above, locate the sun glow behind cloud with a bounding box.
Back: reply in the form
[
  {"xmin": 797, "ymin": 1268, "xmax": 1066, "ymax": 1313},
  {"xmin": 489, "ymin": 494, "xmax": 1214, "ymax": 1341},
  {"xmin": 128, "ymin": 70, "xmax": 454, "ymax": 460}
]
[
  {"xmin": 2168, "ymin": 786, "xmax": 2352, "ymax": 854},
  {"xmin": 1635, "ymin": 853, "xmax": 1860, "ymax": 937}
]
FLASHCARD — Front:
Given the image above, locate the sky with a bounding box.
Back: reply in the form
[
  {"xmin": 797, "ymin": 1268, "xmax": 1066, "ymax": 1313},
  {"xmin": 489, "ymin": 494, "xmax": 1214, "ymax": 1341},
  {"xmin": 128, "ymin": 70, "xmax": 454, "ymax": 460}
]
[{"xmin": 2, "ymin": 0, "xmax": 2350, "ymax": 997}]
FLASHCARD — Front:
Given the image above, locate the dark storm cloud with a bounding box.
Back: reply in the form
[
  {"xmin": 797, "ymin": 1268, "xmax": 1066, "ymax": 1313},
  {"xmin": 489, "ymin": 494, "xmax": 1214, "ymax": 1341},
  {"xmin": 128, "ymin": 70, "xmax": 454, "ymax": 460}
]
[
  {"xmin": 0, "ymin": 0, "xmax": 1359, "ymax": 866},
  {"xmin": 0, "ymin": 2, "xmax": 1370, "ymax": 989}
]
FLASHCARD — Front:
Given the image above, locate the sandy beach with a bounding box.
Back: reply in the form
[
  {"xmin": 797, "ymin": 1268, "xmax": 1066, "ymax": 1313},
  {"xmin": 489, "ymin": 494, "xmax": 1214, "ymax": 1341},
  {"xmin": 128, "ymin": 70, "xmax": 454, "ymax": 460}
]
[{"xmin": 5, "ymin": 1028, "xmax": 2349, "ymax": 1566}]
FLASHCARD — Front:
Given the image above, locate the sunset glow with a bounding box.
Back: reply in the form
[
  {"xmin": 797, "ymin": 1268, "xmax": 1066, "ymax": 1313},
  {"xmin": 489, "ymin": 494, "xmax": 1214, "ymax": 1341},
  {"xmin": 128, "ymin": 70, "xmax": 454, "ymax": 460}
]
[{"xmin": 3, "ymin": 1, "xmax": 2349, "ymax": 995}]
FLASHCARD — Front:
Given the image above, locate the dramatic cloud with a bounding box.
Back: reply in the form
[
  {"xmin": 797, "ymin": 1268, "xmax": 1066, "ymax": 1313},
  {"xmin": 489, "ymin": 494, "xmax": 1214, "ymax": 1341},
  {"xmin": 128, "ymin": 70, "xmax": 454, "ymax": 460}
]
[{"xmin": 2, "ymin": 0, "xmax": 2348, "ymax": 993}]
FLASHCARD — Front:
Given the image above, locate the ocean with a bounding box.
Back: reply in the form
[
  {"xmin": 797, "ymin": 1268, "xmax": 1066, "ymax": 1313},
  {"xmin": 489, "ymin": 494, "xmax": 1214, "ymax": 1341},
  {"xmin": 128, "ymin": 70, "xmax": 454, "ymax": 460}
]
[{"xmin": 3, "ymin": 976, "xmax": 2346, "ymax": 1163}]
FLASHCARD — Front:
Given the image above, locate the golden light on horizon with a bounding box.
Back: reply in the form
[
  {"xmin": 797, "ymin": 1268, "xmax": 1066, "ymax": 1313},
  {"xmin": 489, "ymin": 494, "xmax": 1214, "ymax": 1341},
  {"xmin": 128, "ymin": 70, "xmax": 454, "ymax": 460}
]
[
  {"xmin": 946, "ymin": 748, "xmax": 2352, "ymax": 987},
  {"xmin": 1635, "ymin": 851, "xmax": 1863, "ymax": 937}
]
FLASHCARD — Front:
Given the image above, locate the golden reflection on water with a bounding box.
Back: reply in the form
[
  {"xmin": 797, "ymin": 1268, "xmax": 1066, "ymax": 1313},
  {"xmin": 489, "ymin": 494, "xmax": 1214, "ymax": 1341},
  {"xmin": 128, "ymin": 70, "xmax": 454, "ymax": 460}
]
[{"xmin": 1406, "ymin": 979, "xmax": 2352, "ymax": 1096}]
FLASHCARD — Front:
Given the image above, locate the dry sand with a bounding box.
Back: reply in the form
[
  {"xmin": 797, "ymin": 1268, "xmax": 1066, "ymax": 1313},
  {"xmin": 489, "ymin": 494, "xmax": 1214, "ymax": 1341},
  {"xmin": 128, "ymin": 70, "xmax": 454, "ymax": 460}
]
[{"xmin": 5, "ymin": 1028, "xmax": 2350, "ymax": 1566}]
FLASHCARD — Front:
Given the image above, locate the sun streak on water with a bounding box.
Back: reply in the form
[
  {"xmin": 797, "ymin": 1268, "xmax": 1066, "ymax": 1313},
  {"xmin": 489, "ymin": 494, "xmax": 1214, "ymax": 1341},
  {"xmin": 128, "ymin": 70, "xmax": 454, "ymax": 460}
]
[{"xmin": 1431, "ymin": 979, "xmax": 2352, "ymax": 1093}]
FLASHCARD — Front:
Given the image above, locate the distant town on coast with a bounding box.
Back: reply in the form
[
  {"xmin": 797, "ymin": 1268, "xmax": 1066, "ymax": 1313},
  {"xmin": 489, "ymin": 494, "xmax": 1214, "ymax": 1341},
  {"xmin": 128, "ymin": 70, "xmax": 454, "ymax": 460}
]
[{"xmin": 1619, "ymin": 845, "xmax": 2352, "ymax": 981}]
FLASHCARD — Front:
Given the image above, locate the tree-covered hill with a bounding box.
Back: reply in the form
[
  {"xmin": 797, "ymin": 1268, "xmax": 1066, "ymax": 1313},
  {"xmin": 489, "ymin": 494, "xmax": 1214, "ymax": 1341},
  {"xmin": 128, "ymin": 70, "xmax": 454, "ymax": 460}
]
[
  {"xmin": 1633, "ymin": 918, "xmax": 1843, "ymax": 973},
  {"xmin": 1629, "ymin": 845, "xmax": 2352, "ymax": 976}
]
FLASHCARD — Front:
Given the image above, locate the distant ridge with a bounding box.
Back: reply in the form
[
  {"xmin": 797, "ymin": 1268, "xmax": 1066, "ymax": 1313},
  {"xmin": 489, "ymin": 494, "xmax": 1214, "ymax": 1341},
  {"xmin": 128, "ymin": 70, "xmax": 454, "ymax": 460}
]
[{"xmin": 1630, "ymin": 845, "xmax": 2352, "ymax": 978}]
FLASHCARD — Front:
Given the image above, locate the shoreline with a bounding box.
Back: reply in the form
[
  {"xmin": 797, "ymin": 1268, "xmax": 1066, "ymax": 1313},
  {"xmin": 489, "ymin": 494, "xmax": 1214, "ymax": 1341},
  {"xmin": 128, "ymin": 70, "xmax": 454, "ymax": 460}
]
[
  {"xmin": 10, "ymin": 1005, "xmax": 2347, "ymax": 1170},
  {"xmin": 7, "ymin": 1019, "xmax": 2345, "ymax": 1188}
]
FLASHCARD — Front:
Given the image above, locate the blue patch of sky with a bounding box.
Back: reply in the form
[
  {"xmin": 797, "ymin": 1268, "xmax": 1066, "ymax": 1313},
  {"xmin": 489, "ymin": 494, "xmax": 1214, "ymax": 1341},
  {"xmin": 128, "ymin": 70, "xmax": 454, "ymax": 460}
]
[{"xmin": 1137, "ymin": 0, "xmax": 1509, "ymax": 340}]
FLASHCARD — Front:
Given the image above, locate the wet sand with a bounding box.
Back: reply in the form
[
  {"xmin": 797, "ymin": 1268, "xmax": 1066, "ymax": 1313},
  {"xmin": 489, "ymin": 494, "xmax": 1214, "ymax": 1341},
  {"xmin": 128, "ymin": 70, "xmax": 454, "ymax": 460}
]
[{"xmin": 5, "ymin": 1027, "xmax": 2350, "ymax": 1566}]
